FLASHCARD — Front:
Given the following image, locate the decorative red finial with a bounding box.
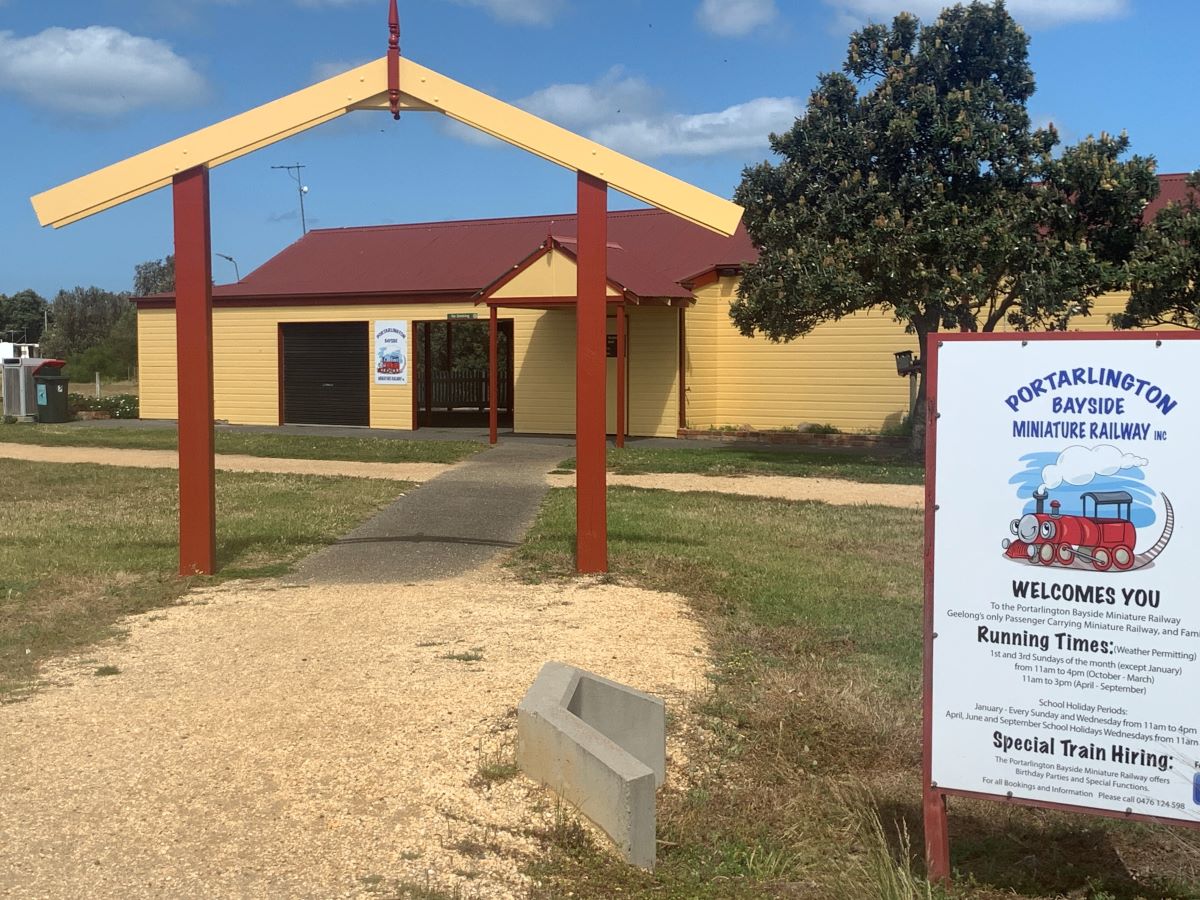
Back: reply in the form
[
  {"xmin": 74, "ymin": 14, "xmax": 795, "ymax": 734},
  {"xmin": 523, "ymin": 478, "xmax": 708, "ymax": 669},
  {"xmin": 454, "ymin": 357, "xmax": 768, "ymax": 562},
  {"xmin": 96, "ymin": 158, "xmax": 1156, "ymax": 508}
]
[{"xmin": 388, "ymin": 0, "xmax": 401, "ymax": 120}]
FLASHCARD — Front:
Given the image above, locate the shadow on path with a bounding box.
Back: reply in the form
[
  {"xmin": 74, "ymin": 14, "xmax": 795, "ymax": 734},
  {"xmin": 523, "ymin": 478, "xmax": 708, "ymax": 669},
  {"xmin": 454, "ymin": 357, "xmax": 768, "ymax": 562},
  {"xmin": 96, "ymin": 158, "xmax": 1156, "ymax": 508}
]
[{"xmin": 288, "ymin": 440, "xmax": 567, "ymax": 583}]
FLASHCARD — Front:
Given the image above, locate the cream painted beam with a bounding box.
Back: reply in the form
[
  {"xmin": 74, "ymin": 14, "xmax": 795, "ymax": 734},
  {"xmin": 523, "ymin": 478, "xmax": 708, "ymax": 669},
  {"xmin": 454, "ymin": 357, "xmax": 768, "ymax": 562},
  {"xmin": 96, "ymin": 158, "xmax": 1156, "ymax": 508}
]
[
  {"xmin": 393, "ymin": 58, "xmax": 742, "ymax": 236},
  {"xmin": 31, "ymin": 59, "xmax": 392, "ymax": 228},
  {"xmin": 32, "ymin": 56, "xmax": 743, "ymax": 236},
  {"xmin": 351, "ymin": 92, "xmax": 439, "ymax": 112}
]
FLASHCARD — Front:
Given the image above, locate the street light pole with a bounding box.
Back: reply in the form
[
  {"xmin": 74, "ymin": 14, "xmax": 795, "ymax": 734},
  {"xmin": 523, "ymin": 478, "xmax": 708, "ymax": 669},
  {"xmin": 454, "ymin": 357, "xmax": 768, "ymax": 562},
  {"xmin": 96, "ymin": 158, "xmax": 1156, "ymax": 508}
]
[{"xmin": 215, "ymin": 253, "xmax": 241, "ymax": 282}]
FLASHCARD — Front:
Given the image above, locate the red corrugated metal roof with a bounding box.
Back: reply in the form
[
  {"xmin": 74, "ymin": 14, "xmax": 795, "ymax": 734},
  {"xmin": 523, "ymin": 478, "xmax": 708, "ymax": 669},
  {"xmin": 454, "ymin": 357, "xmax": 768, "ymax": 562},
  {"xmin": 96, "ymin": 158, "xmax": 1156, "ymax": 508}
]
[
  {"xmin": 156, "ymin": 175, "xmax": 1195, "ymax": 304},
  {"xmin": 1144, "ymin": 172, "xmax": 1197, "ymax": 222},
  {"xmin": 210, "ymin": 208, "xmax": 757, "ymax": 301}
]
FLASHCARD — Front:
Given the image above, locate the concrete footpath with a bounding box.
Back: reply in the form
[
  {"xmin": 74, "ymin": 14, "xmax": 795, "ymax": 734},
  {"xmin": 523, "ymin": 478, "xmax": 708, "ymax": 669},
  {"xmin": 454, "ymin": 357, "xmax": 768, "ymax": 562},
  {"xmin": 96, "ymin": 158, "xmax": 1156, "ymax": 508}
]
[{"xmin": 289, "ymin": 440, "xmax": 567, "ymax": 584}]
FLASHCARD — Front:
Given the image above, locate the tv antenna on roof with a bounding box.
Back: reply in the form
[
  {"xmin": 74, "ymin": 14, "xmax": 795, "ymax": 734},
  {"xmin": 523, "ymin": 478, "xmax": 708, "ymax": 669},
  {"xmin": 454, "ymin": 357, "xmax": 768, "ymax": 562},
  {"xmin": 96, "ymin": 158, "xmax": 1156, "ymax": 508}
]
[{"xmin": 272, "ymin": 163, "xmax": 309, "ymax": 235}]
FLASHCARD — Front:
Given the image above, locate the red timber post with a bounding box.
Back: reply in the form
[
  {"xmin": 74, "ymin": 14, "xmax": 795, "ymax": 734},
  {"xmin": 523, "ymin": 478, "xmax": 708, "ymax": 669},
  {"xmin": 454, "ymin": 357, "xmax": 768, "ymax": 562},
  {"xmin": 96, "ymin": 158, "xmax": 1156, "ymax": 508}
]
[
  {"xmin": 489, "ymin": 305, "xmax": 499, "ymax": 445},
  {"xmin": 615, "ymin": 303, "xmax": 626, "ymax": 448},
  {"xmin": 575, "ymin": 172, "xmax": 608, "ymax": 573},
  {"xmin": 172, "ymin": 165, "xmax": 217, "ymax": 576}
]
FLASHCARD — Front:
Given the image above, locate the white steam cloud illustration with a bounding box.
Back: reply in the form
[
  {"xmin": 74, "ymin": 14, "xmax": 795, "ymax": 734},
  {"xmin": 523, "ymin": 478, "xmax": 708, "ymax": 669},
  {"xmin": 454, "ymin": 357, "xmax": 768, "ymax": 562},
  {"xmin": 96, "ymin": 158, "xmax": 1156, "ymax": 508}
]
[{"xmin": 1039, "ymin": 444, "xmax": 1148, "ymax": 493}]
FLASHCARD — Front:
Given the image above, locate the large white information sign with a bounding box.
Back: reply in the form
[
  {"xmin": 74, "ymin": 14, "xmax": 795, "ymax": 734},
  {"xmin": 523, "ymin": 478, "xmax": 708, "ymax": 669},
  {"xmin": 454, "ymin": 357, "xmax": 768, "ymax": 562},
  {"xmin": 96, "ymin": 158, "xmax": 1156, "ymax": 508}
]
[{"xmin": 930, "ymin": 334, "xmax": 1200, "ymax": 824}]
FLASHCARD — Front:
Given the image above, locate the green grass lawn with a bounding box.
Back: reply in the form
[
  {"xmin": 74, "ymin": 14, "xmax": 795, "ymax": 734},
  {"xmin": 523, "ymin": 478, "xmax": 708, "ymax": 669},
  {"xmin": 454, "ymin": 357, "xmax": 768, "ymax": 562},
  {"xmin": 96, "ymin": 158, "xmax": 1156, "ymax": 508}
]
[
  {"xmin": 0, "ymin": 459, "xmax": 409, "ymax": 696},
  {"xmin": 557, "ymin": 445, "xmax": 924, "ymax": 484},
  {"xmin": 513, "ymin": 488, "xmax": 1199, "ymax": 900},
  {"xmin": 0, "ymin": 423, "xmax": 483, "ymax": 465}
]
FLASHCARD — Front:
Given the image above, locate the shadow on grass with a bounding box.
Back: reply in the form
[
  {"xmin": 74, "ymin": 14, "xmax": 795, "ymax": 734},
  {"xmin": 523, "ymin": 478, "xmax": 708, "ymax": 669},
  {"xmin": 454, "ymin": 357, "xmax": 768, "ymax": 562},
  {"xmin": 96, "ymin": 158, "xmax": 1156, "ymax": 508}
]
[{"xmin": 510, "ymin": 486, "xmax": 1200, "ymax": 900}]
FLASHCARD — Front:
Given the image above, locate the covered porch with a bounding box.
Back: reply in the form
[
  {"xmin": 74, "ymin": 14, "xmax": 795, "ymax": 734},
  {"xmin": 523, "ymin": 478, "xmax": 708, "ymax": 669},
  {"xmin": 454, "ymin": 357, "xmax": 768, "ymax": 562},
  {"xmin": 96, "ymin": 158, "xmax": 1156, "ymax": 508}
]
[{"xmin": 476, "ymin": 235, "xmax": 691, "ymax": 446}]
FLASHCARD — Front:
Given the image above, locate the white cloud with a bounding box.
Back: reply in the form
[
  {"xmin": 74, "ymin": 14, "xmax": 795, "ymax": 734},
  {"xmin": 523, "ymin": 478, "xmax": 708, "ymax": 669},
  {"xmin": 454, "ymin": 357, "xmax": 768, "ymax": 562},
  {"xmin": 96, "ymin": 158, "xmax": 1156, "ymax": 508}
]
[
  {"xmin": 0, "ymin": 26, "xmax": 209, "ymax": 119},
  {"xmin": 447, "ymin": 0, "xmax": 566, "ymax": 26},
  {"xmin": 824, "ymin": 0, "xmax": 1128, "ymax": 28},
  {"xmin": 697, "ymin": 0, "xmax": 779, "ymax": 36},
  {"xmin": 591, "ymin": 96, "xmax": 802, "ymax": 158},
  {"xmin": 443, "ymin": 67, "xmax": 799, "ymax": 159},
  {"xmin": 1040, "ymin": 444, "xmax": 1147, "ymax": 492},
  {"xmin": 517, "ymin": 66, "xmax": 661, "ymax": 130},
  {"xmin": 311, "ymin": 58, "xmax": 371, "ymax": 83}
]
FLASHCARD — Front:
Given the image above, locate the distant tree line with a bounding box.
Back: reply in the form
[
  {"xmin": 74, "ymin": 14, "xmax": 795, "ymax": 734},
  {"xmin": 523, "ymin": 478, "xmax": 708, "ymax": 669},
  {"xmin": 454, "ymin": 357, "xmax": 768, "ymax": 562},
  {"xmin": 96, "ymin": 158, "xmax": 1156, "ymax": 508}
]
[{"xmin": 1, "ymin": 255, "xmax": 173, "ymax": 381}]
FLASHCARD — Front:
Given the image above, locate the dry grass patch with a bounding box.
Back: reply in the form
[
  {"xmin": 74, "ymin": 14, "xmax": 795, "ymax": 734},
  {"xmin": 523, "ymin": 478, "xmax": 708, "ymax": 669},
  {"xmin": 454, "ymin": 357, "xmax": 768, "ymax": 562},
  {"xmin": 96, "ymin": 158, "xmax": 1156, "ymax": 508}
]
[{"xmin": 0, "ymin": 458, "xmax": 408, "ymax": 696}]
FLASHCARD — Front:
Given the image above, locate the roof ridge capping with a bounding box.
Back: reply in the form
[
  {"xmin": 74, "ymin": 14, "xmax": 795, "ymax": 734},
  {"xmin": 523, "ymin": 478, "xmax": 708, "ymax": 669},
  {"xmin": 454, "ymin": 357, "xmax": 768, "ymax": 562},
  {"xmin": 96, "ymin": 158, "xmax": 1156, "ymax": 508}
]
[{"xmin": 305, "ymin": 207, "xmax": 672, "ymax": 235}]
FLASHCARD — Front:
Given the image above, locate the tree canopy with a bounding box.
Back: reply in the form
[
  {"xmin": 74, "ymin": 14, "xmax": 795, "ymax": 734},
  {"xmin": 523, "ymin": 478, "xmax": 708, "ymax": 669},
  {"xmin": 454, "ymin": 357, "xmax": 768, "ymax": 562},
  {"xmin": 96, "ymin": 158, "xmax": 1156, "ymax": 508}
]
[
  {"xmin": 133, "ymin": 256, "xmax": 175, "ymax": 297},
  {"xmin": 731, "ymin": 1, "xmax": 1158, "ymax": 445},
  {"xmin": 41, "ymin": 286, "xmax": 129, "ymax": 360},
  {"xmin": 0, "ymin": 289, "xmax": 48, "ymax": 343},
  {"xmin": 1113, "ymin": 172, "xmax": 1200, "ymax": 330}
]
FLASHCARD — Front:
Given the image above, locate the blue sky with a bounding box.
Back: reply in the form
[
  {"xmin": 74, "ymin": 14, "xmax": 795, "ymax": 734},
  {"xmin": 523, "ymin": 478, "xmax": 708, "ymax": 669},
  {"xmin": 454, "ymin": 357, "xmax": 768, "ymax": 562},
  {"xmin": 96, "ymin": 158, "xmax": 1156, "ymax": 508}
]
[{"xmin": 2, "ymin": 0, "xmax": 1197, "ymax": 299}]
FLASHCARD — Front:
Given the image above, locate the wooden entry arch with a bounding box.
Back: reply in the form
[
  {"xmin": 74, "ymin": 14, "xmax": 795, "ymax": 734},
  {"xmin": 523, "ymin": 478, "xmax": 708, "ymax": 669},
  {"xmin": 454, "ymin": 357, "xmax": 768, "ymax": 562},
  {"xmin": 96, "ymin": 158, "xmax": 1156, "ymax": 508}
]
[{"xmin": 30, "ymin": 3, "xmax": 742, "ymax": 576}]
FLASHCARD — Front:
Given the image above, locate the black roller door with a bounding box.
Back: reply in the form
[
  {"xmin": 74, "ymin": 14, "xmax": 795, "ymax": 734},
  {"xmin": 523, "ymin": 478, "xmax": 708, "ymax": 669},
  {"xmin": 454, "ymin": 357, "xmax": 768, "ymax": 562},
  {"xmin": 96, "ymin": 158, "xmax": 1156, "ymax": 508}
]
[{"xmin": 281, "ymin": 322, "xmax": 370, "ymax": 426}]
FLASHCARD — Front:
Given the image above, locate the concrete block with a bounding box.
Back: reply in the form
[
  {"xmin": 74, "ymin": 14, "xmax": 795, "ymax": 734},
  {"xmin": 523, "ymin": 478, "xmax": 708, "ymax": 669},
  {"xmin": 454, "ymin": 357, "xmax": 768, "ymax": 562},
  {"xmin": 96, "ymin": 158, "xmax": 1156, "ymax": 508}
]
[{"xmin": 517, "ymin": 661, "xmax": 666, "ymax": 869}]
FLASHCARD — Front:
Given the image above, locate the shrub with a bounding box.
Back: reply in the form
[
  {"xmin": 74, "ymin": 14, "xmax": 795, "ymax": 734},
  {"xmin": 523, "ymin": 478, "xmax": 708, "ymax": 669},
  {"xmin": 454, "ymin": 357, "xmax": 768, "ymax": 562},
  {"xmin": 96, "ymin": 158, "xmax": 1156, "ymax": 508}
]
[
  {"xmin": 67, "ymin": 393, "xmax": 139, "ymax": 419},
  {"xmin": 880, "ymin": 413, "xmax": 914, "ymax": 438}
]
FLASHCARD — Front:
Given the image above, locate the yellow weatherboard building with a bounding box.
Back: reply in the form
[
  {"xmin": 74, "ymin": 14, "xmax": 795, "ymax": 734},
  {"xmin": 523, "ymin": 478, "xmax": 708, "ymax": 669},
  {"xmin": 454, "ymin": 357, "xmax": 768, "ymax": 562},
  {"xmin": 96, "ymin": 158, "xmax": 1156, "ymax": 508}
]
[
  {"xmin": 134, "ymin": 207, "xmax": 923, "ymax": 437},
  {"xmin": 133, "ymin": 175, "xmax": 1194, "ymax": 439}
]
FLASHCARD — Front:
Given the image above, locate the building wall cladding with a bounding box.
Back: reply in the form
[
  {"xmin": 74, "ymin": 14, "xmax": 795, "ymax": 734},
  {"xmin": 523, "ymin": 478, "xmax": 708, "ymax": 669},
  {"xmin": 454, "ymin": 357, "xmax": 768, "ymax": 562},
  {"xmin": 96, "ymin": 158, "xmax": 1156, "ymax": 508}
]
[
  {"xmin": 138, "ymin": 286, "xmax": 1161, "ymax": 438},
  {"xmin": 138, "ymin": 299, "xmax": 681, "ymax": 437},
  {"xmin": 141, "ymin": 301, "xmax": 541, "ymax": 429},
  {"xmin": 686, "ymin": 275, "xmax": 919, "ymax": 433}
]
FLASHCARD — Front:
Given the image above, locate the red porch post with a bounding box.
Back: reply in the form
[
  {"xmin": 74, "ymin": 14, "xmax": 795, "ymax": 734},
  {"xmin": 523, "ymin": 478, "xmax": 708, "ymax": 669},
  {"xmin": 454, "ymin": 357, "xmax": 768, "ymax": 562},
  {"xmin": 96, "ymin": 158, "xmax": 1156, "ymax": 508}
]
[
  {"xmin": 576, "ymin": 172, "xmax": 608, "ymax": 573},
  {"xmin": 445, "ymin": 319, "xmax": 454, "ymax": 414},
  {"xmin": 172, "ymin": 166, "xmax": 217, "ymax": 576},
  {"xmin": 616, "ymin": 303, "xmax": 626, "ymax": 448},
  {"xmin": 489, "ymin": 305, "xmax": 499, "ymax": 445},
  {"xmin": 423, "ymin": 322, "xmax": 433, "ymax": 427},
  {"xmin": 411, "ymin": 323, "xmax": 420, "ymax": 431}
]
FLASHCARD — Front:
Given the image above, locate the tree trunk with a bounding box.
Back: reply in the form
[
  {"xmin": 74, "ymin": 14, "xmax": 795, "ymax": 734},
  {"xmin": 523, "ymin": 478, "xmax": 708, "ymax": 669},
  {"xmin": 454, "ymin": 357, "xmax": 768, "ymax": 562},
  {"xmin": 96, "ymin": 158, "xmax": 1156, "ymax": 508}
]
[
  {"xmin": 911, "ymin": 374, "xmax": 927, "ymax": 455},
  {"xmin": 910, "ymin": 325, "xmax": 934, "ymax": 455}
]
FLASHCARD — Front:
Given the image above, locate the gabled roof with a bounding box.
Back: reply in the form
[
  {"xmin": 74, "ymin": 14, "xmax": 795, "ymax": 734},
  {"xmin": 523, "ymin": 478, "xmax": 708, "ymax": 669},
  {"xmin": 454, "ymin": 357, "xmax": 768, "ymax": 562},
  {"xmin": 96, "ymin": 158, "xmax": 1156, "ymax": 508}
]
[
  {"xmin": 31, "ymin": 57, "xmax": 742, "ymax": 236},
  {"xmin": 169, "ymin": 207, "xmax": 756, "ymax": 303}
]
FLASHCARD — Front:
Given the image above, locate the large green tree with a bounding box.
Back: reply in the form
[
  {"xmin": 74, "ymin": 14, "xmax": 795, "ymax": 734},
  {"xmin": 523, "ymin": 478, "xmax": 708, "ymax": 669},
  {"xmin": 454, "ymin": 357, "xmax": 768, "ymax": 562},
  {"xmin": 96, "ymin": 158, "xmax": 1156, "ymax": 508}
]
[
  {"xmin": 1112, "ymin": 172, "xmax": 1200, "ymax": 330},
  {"xmin": 0, "ymin": 289, "xmax": 48, "ymax": 343},
  {"xmin": 732, "ymin": 1, "xmax": 1158, "ymax": 448}
]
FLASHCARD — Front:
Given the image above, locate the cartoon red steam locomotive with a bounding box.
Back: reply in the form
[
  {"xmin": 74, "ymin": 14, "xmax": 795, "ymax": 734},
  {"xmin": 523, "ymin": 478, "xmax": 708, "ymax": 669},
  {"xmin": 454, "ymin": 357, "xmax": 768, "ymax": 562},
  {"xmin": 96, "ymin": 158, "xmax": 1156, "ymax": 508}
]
[{"xmin": 1002, "ymin": 487, "xmax": 1138, "ymax": 571}]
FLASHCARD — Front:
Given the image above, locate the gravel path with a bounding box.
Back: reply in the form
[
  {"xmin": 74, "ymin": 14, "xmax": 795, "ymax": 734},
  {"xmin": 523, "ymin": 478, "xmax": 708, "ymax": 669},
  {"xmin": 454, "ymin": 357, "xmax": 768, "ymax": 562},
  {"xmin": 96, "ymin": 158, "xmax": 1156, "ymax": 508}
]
[
  {"xmin": 0, "ymin": 442, "xmax": 920, "ymax": 506},
  {"xmin": 0, "ymin": 565, "xmax": 707, "ymax": 899},
  {"xmin": 0, "ymin": 442, "xmax": 451, "ymax": 482},
  {"xmin": 546, "ymin": 471, "xmax": 923, "ymax": 507}
]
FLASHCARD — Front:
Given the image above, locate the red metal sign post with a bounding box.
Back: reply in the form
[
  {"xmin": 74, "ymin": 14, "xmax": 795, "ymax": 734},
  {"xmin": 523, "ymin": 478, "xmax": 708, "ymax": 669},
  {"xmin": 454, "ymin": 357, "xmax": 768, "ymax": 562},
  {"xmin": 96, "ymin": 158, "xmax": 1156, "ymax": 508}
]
[
  {"xmin": 922, "ymin": 332, "xmax": 950, "ymax": 881},
  {"xmin": 172, "ymin": 166, "xmax": 217, "ymax": 577},
  {"xmin": 575, "ymin": 171, "xmax": 608, "ymax": 573}
]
